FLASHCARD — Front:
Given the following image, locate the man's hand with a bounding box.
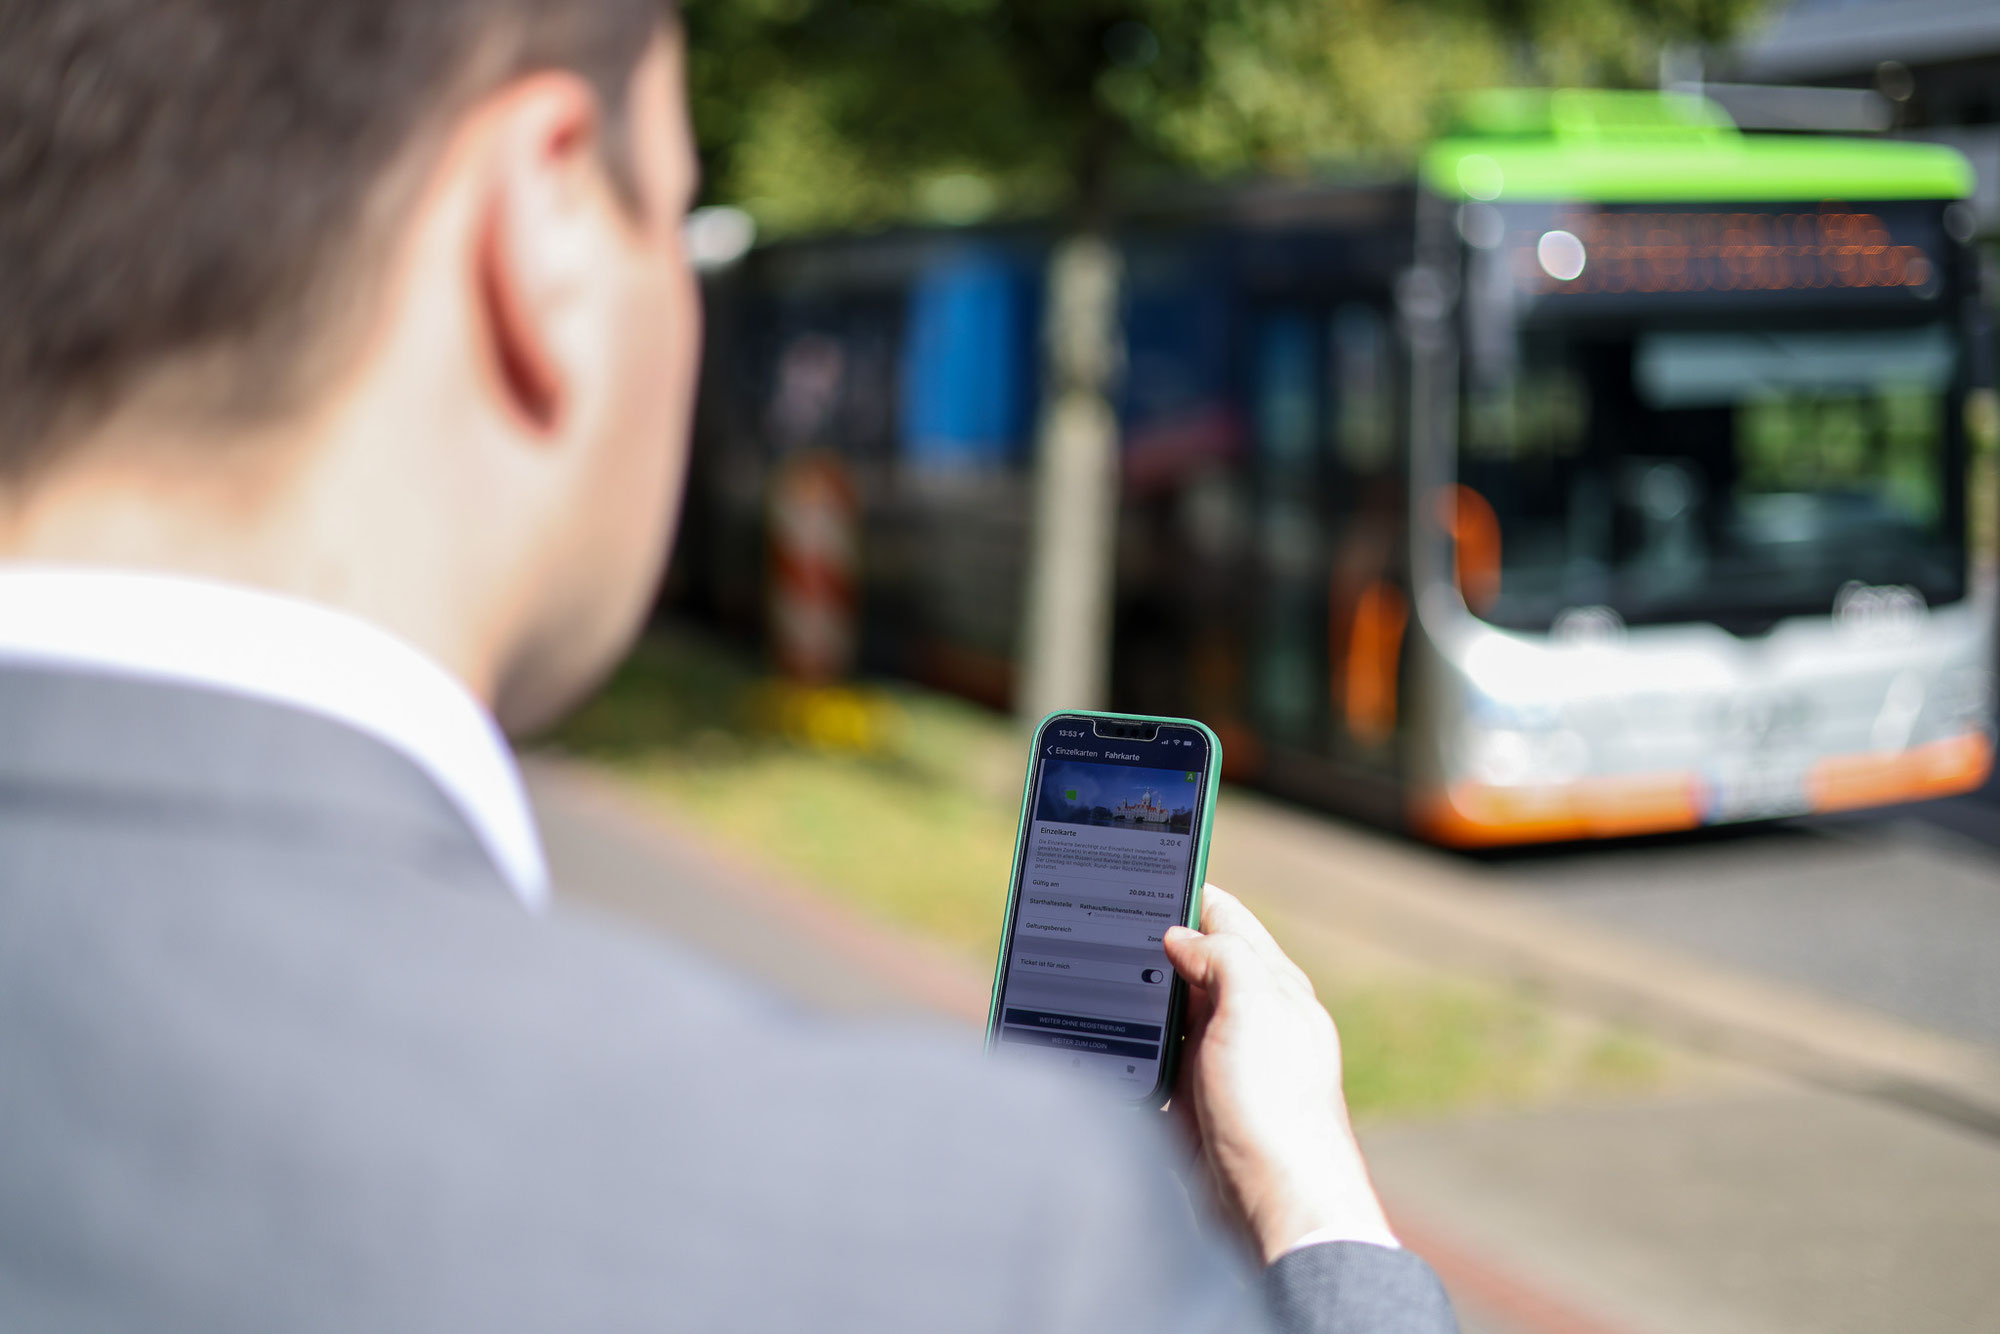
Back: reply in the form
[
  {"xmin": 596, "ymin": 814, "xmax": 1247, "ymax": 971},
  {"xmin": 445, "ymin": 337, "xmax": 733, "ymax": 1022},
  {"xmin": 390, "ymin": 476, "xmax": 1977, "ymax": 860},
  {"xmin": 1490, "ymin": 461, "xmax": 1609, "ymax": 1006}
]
[{"xmin": 1162, "ymin": 885, "xmax": 1398, "ymax": 1265}]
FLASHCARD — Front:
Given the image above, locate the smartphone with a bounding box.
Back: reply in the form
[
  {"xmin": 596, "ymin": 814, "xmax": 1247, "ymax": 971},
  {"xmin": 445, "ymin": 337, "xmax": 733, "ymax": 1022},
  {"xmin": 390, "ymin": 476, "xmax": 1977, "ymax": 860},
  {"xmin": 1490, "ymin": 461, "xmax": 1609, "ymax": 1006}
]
[{"xmin": 985, "ymin": 710, "xmax": 1220, "ymax": 1108}]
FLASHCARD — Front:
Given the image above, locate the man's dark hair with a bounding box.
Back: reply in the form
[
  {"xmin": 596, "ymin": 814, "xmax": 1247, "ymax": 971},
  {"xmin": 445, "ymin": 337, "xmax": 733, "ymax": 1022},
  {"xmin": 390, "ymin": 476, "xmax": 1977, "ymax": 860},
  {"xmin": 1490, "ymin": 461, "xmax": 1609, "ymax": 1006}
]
[{"xmin": 0, "ymin": 0, "xmax": 673, "ymax": 480}]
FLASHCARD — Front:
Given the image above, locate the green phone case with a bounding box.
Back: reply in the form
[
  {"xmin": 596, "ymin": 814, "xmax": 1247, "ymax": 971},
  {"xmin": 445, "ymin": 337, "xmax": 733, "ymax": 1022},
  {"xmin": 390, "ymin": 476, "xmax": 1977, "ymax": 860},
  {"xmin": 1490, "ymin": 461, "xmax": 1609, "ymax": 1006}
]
[{"xmin": 984, "ymin": 709, "xmax": 1222, "ymax": 1109}]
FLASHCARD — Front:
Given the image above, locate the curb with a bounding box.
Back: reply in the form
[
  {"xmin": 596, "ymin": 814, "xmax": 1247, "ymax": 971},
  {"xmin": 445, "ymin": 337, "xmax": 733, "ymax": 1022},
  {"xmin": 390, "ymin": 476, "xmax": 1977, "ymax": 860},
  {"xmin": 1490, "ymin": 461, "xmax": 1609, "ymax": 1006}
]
[
  {"xmin": 1209, "ymin": 792, "xmax": 2000, "ymax": 1139},
  {"xmin": 1391, "ymin": 1211, "xmax": 1653, "ymax": 1334}
]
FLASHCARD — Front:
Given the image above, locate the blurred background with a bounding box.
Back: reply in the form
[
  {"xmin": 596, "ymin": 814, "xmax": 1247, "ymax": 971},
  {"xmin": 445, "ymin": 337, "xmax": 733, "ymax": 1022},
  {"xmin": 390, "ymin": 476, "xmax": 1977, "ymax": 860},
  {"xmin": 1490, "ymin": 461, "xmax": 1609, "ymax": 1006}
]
[{"xmin": 534, "ymin": 2, "xmax": 2000, "ymax": 1331}]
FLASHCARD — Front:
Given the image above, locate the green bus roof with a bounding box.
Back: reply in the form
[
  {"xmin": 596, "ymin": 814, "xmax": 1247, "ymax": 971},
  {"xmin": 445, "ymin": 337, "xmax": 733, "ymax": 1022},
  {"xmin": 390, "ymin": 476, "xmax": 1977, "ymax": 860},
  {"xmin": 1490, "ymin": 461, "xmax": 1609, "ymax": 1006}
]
[{"xmin": 1421, "ymin": 89, "xmax": 1974, "ymax": 203}]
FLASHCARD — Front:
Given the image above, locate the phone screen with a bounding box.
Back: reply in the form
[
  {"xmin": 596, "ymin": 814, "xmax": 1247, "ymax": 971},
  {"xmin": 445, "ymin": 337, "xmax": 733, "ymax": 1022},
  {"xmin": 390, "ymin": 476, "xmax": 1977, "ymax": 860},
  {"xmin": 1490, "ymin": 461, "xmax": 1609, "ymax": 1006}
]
[{"xmin": 991, "ymin": 716, "xmax": 1212, "ymax": 1101}]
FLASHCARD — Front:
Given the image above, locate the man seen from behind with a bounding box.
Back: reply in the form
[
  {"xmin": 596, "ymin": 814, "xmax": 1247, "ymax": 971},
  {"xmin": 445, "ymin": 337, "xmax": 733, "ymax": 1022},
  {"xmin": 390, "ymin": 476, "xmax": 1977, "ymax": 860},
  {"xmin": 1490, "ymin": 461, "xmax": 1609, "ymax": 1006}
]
[{"xmin": 0, "ymin": 4, "xmax": 1456, "ymax": 1331}]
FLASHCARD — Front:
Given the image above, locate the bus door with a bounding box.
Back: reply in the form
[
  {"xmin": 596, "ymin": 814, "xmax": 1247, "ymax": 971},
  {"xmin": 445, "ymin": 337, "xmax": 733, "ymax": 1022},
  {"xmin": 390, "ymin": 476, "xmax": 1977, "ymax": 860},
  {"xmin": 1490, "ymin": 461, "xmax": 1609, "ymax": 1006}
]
[{"xmin": 1243, "ymin": 298, "xmax": 1408, "ymax": 811}]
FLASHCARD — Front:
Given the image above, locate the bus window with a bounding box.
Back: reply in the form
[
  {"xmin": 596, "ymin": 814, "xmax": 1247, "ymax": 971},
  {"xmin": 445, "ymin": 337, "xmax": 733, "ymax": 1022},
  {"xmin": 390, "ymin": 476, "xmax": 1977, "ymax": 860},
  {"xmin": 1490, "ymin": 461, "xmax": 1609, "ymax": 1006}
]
[
  {"xmin": 1326, "ymin": 302, "xmax": 1410, "ymax": 762},
  {"xmin": 1645, "ymin": 326, "xmax": 1953, "ymax": 532},
  {"xmin": 1332, "ymin": 304, "xmax": 1394, "ymax": 474},
  {"xmin": 1248, "ymin": 300, "xmax": 1413, "ymax": 771},
  {"xmin": 1459, "ymin": 319, "xmax": 1963, "ymax": 635},
  {"xmin": 1456, "ymin": 196, "xmax": 1970, "ymax": 638},
  {"xmin": 1250, "ymin": 311, "xmax": 1323, "ymax": 743}
]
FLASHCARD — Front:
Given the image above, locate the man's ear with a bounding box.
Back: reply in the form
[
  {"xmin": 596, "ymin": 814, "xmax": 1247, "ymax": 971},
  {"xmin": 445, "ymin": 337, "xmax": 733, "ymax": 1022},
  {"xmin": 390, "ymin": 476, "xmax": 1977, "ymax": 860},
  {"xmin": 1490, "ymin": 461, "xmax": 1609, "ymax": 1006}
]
[{"xmin": 474, "ymin": 73, "xmax": 615, "ymax": 438}]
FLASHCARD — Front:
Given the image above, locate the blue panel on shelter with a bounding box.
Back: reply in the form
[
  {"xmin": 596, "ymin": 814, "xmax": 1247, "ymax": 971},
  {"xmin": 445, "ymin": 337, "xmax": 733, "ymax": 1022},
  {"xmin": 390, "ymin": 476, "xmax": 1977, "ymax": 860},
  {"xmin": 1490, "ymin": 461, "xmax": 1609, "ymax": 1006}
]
[{"xmin": 900, "ymin": 252, "xmax": 1035, "ymax": 468}]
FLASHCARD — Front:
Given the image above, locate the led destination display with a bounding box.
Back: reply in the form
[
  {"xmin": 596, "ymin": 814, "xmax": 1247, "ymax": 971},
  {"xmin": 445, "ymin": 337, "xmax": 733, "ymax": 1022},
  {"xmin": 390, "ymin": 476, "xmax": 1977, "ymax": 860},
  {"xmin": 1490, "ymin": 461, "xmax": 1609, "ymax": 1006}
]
[{"xmin": 1501, "ymin": 202, "xmax": 1950, "ymax": 302}]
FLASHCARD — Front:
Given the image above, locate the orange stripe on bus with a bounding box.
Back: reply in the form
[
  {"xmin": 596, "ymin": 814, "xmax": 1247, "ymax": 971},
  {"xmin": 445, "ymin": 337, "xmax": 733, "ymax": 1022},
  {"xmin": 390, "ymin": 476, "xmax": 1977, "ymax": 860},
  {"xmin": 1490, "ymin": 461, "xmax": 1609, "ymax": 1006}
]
[
  {"xmin": 1419, "ymin": 733, "xmax": 1993, "ymax": 845},
  {"xmin": 1806, "ymin": 733, "xmax": 1992, "ymax": 813},
  {"xmin": 1342, "ymin": 580, "xmax": 1408, "ymax": 746},
  {"xmin": 1416, "ymin": 774, "xmax": 1704, "ymax": 847}
]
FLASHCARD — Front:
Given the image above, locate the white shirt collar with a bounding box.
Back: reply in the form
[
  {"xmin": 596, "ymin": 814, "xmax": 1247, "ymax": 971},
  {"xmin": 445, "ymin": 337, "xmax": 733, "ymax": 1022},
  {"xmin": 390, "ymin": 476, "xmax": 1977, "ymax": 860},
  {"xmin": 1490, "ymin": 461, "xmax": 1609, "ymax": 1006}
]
[{"xmin": 0, "ymin": 564, "xmax": 549, "ymax": 910}]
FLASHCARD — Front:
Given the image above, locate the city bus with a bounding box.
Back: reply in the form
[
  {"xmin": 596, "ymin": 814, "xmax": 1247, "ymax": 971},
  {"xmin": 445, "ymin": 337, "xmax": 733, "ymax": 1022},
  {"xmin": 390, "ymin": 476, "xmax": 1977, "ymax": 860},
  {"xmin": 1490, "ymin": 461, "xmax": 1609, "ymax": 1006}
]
[{"xmin": 681, "ymin": 89, "xmax": 1997, "ymax": 845}]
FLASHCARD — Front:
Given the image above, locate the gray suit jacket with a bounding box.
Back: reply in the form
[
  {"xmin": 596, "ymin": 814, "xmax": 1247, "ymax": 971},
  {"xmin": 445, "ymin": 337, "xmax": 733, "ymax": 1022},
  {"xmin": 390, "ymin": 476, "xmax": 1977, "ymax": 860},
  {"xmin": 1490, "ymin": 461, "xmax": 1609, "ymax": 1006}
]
[{"xmin": 0, "ymin": 664, "xmax": 1455, "ymax": 1333}]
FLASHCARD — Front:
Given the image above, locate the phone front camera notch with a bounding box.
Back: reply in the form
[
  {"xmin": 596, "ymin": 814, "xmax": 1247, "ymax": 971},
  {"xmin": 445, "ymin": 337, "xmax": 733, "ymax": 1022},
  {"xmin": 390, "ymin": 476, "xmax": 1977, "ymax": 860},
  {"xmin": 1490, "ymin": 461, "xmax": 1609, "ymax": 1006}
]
[{"xmin": 1091, "ymin": 719, "xmax": 1161, "ymax": 742}]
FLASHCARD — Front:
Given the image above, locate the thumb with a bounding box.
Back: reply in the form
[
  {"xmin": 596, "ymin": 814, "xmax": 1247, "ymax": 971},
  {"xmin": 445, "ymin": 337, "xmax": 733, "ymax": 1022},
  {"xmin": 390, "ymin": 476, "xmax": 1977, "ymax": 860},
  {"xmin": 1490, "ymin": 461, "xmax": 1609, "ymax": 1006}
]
[{"xmin": 1164, "ymin": 925, "xmax": 1255, "ymax": 997}]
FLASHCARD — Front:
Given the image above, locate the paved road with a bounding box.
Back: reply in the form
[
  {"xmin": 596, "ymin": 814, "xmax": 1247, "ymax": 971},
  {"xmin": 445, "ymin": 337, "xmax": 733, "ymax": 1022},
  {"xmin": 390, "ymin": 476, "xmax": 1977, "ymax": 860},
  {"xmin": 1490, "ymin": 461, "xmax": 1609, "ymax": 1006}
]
[
  {"xmin": 1478, "ymin": 781, "xmax": 2000, "ymax": 1052},
  {"xmin": 1364, "ymin": 1078, "xmax": 2000, "ymax": 1334}
]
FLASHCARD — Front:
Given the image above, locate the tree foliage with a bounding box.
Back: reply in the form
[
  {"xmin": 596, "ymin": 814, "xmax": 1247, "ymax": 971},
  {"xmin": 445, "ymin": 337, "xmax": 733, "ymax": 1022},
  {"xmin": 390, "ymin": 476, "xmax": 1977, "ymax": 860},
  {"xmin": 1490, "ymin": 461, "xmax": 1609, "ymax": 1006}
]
[{"xmin": 684, "ymin": 0, "xmax": 1765, "ymax": 235}]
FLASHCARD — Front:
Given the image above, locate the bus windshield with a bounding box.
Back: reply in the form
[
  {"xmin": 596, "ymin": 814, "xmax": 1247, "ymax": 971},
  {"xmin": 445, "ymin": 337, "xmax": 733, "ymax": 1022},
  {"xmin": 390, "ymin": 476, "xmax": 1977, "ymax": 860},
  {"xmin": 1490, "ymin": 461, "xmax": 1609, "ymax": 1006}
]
[{"xmin": 1457, "ymin": 315, "xmax": 1965, "ymax": 635}]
